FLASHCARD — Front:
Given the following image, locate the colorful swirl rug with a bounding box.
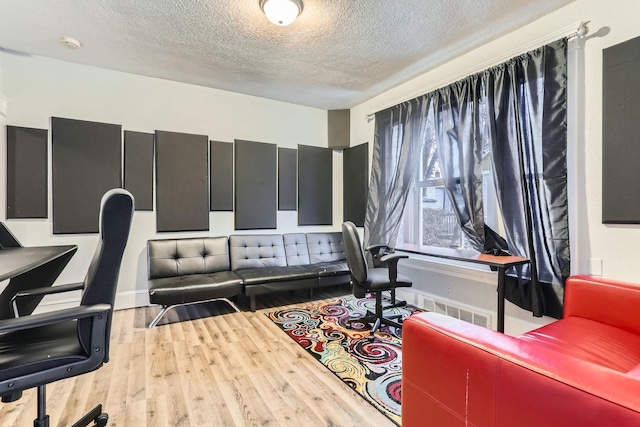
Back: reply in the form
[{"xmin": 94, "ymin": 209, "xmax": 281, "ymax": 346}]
[{"xmin": 265, "ymin": 295, "xmax": 422, "ymax": 426}]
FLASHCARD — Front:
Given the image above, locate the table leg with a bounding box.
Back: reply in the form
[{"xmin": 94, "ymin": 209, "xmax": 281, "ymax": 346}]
[{"xmin": 497, "ymin": 266, "xmax": 505, "ymax": 333}]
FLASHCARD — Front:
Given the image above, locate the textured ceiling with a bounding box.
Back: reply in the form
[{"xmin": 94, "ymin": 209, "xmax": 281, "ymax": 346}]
[{"xmin": 0, "ymin": 0, "xmax": 575, "ymax": 110}]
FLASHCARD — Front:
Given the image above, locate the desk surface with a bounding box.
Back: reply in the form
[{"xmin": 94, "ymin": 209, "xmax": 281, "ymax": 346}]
[
  {"xmin": 397, "ymin": 244, "xmax": 529, "ymax": 268},
  {"xmin": 0, "ymin": 245, "xmax": 78, "ymax": 282}
]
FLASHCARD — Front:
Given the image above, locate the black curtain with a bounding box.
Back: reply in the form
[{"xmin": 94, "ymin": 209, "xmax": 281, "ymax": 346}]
[
  {"xmin": 364, "ymin": 97, "xmax": 430, "ymax": 248},
  {"xmin": 433, "ymin": 75, "xmax": 492, "ymax": 252},
  {"xmin": 486, "ymin": 39, "xmax": 570, "ymax": 318}
]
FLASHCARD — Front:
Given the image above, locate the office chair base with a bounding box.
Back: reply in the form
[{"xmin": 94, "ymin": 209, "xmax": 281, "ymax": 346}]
[
  {"xmin": 33, "ymin": 386, "xmax": 107, "ymax": 427},
  {"xmin": 70, "ymin": 404, "xmax": 108, "ymax": 427},
  {"xmin": 348, "ymin": 290, "xmax": 406, "ymax": 335}
]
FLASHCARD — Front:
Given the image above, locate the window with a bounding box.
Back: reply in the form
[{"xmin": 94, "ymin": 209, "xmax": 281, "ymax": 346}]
[{"xmin": 395, "ymin": 88, "xmax": 502, "ymax": 251}]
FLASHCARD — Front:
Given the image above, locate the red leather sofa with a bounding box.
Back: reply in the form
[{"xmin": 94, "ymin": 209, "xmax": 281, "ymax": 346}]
[{"xmin": 402, "ymin": 275, "xmax": 640, "ymax": 426}]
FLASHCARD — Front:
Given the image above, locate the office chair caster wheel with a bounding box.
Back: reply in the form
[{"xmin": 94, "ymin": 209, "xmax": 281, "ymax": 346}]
[{"xmin": 94, "ymin": 413, "xmax": 108, "ymax": 427}]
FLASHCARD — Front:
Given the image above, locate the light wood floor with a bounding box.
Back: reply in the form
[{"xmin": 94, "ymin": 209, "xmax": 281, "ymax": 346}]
[{"xmin": 0, "ymin": 286, "xmax": 397, "ymax": 427}]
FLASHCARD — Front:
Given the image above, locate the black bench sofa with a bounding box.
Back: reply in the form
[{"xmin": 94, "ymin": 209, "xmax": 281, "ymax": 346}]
[{"xmin": 146, "ymin": 232, "xmax": 350, "ymax": 327}]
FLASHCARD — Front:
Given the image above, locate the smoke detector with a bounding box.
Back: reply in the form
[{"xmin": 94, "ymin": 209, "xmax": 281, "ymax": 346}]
[{"xmin": 60, "ymin": 36, "xmax": 82, "ymax": 49}]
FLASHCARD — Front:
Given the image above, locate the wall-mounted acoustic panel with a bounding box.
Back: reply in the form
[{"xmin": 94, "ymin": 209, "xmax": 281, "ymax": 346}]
[
  {"xmin": 52, "ymin": 117, "xmax": 122, "ymax": 234},
  {"xmin": 124, "ymin": 131, "xmax": 154, "ymax": 211},
  {"xmin": 210, "ymin": 140, "xmax": 233, "ymax": 211},
  {"xmin": 328, "ymin": 109, "xmax": 350, "ymax": 150},
  {"xmin": 343, "ymin": 142, "xmax": 368, "ymax": 226},
  {"xmin": 278, "ymin": 147, "xmax": 297, "ymax": 210},
  {"xmin": 298, "ymin": 144, "xmax": 332, "ymax": 226},
  {"xmin": 156, "ymin": 130, "xmax": 209, "ymax": 232},
  {"xmin": 6, "ymin": 126, "xmax": 48, "ymax": 218},
  {"xmin": 235, "ymin": 139, "xmax": 277, "ymax": 230},
  {"xmin": 603, "ymin": 35, "xmax": 640, "ymax": 223}
]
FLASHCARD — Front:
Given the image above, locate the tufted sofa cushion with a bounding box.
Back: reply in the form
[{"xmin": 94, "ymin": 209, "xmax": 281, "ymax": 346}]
[
  {"xmin": 283, "ymin": 233, "xmax": 311, "ymax": 266},
  {"xmin": 229, "ymin": 234, "xmax": 287, "ymax": 270},
  {"xmin": 306, "ymin": 232, "xmax": 346, "ymax": 263},
  {"xmin": 148, "ymin": 237, "xmax": 232, "ymax": 279}
]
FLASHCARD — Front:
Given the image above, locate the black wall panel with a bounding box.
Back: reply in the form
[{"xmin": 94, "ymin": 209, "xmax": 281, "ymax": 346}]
[
  {"xmin": 124, "ymin": 131, "xmax": 154, "ymax": 211},
  {"xmin": 6, "ymin": 126, "xmax": 48, "ymax": 218},
  {"xmin": 603, "ymin": 35, "xmax": 640, "ymax": 223},
  {"xmin": 298, "ymin": 144, "xmax": 332, "ymax": 226},
  {"xmin": 210, "ymin": 141, "xmax": 234, "ymax": 211},
  {"xmin": 52, "ymin": 117, "xmax": 122, "ymax": 234},
  {"xmin": 278, "ymin": 147, "xmax": 297, "ymax": 210},
  {"xmin": 343, "ymin": 142, "xmax": 368, "ymax": 226},
  {"xmin": 156, "ymin": 131, "xmax": 209, "ymax": 232},
  {"xmin": 235, "ymin": 140, "xmax": 277, "ymax": 229}
]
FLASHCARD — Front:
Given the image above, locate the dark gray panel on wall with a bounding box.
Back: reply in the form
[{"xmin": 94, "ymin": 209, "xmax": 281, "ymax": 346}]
[
  {"xmin": 298, "ymin": 144, "xmax": 332, "ymax": 226},
  {"xmin": 235, "ymin": 139, "xmax": 277, "ymax": 229},
  {"xmin": 210, "ymin": 140, "xmax": 233, "ymax": 211},
  {"xmin": 328, "ymin": 109, "xmax": 350, "ymax": 150},
  {"xmin": 124, "ymin": 131, "xmax": 154, "ymax": 211},
  {"xmin": 603, "ymin": 35, "xmax": 640, "ymax": 223},
  {"xmin": 278, "ymin": 147, "xmax": 297, "ymax": 211},
  {"xmin": 156, "ymin": 131, "xmax": 209, "ymax": 232},
  {"xmin": 6, "ymin": 126, "xmax": 48, "ymax": 218},
  {"xmin": 343, "ymin": 142, "xmax": 368, "ymax": 227},
  {"xmin": 52, "ymin": 117, "xmax": 122, "ymax": 234}
]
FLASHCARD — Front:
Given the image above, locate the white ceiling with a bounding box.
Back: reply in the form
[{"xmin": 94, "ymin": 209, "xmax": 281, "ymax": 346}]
[{"xmin": 0, "ymin": 0, "xmax": 575, "ymax": 110}]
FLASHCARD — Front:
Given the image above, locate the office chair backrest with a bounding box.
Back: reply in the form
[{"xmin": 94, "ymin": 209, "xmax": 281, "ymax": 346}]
[
  {"xmin": 78, "ymin": 189, "xmax": 134, "ymax": 361},
  {"xmin": 341, "ymin": 221, "xmax": 368, "ymax": 284}
]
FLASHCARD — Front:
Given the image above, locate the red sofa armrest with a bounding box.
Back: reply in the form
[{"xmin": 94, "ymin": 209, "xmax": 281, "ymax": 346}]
[
  {"xmin": 565, "ymin": 275, "xmax": 640, "ymax": 335},
  {"xmin": 402, "ymin": 312, "xmax": 640, "ymax": 427}
]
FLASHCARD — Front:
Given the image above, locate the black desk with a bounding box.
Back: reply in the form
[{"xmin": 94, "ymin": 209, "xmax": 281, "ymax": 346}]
[
  {"xmin": 398, "ymin": 245, "xmax": 530, "ymax": 333},
  {"xmin": 0, "ymin": 245, "xmax": 77, "ymax": 319}
]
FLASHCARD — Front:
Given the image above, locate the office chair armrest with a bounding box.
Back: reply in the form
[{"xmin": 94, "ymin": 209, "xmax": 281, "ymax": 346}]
[
  {"xmin": 0, "ymin": 304, "xmax": 111, "ymax": 333},
  {"xmin": 379, "ymin": 253, "xmax": 408, "ymax": 282},
  {"xmin": 366, "ymin": 243, "xmax": 394, "ymax": 254},
  {"xmin": 10, "ymin": 282, "xmax": 84, "ymax": 317},
  {"xmin": 366, "ymin": 244, "xmax": 395, "ymax": 268}
]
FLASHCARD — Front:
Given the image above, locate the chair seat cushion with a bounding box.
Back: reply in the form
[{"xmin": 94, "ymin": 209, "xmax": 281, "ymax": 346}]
[
  {"xmin": 148, "ymin": 272, "xmax": 243, "ymax": 305},
  {"xmin": 235, "ymin": 266, "xmax": 318, "ymax": 285},
  {"xmin": 309, "ymin": 261, "xmax": 350, "ymax": 277},
  {"xmin": 0, "ymin": 321, "xmax": 86, "ymax": 382},
  {"xmin": 362, "ymin": 268, "xmax": 412, "ymax": 291},
  {"xmin": 519, "ymin": 317, "xmax": 640, "ymax": 372}
]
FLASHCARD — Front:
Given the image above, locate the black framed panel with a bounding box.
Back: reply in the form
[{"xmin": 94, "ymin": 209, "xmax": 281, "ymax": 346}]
[
  {"xmin": 156, "ymin": 130, "xmax": 209, "ymax": 232},
  {"xmin": 6, "ymin": 126, "xmax": 48, "ymax": 218},
  {"xmin": 52, "ymin": 117, "xmax": 122, "ymax": 234},
  {"xmin": 124, "ymin": 131, "xmax": 154, "ymax": 211},
  {"xmin": 234, "ymin": 139, "xmax": 277, "ymax": 230},
  {"xmin": 298, "ymin": 144, "xmax": 332, "ymax": 226},
  {"xmin": 343, "ymin": 142, "xmax": 368, "ymax": 227},
  {"xmin": 603, "ymin": 35, "xmax": 640, "ymax": 223},
  {"xmin": 210, "ymin": 140, "xmax": 234, "ymax": 211},
  {"xmin": 278, "ymin": 147, "xmax": 297, "ymax": 211}
]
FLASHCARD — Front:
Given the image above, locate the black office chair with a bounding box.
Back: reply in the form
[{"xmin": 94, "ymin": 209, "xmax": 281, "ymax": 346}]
[
  {"xmin": 0, "ymin": 189, "xmax": 134, "ymax": 427},
  {"xmin": 341, "ymin": 221, "xmax": 413, "ymax": 335}
]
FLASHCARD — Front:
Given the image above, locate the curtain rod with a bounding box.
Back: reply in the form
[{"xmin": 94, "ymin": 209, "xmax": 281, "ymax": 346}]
[{"xmin": 364, "ymin": 21, "xmax": 589, "ymax": 122}]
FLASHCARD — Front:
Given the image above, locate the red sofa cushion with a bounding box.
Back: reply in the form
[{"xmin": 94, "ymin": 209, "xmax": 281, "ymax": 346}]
[{"xmin": 519, "ymin": 317, "xmax": 640, "ymax": 372}]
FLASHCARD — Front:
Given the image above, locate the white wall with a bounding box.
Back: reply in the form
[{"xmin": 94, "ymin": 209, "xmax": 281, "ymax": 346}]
[
  {"xmin": 0, "ymin": 53, "xmax": 343, "ymax": 310},
  {"xmin": 351, "ymin": 0, "xmax": 640, "ymax": 334}
]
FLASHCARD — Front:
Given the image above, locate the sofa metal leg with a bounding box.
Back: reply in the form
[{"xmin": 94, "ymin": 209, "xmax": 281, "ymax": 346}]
[
  {"xmin": 250, "ymin": 295, "xmax": 257, "ymax": 312},
  {"xmin": 149, "ymin": 298, "xmax": 242, "ymax": 327},
  {"xmin": 148, "ymin": 305, "xmax": 174, "ymax": 328}
]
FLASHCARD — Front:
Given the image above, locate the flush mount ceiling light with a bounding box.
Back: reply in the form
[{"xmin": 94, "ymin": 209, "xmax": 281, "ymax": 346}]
[{"xmin": 260, "ymin": 0, "xmax": 303, "ymax": 26}]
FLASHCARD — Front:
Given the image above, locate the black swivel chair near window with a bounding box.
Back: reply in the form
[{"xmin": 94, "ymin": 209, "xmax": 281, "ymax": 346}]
[
  {"xmin": 0, "ymin": 189, "xmax": 134, "ymax": 427},
  {"xmin": 341, "ymin": 221, "xmax": 413, "ymax": 335}
]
